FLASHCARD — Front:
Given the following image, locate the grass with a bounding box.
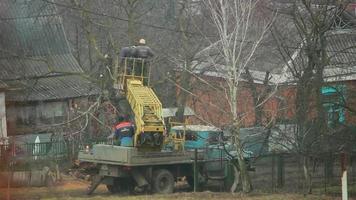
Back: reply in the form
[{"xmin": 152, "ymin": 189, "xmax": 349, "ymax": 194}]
[{"xmin": 41, "ymin": 194, "xmax": 335, "ymax": 200}]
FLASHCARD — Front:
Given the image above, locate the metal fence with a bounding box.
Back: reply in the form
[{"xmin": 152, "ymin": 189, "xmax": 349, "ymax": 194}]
[
  {"xmin": 0, "ymin": 141, "xmax": 70, "ymax": 171},
  {"xmin": 250, "ymin": 152, "xmax": 356, "ymax": 196}
]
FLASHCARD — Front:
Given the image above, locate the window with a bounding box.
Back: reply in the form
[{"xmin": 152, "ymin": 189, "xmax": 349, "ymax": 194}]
[
  {"xmin": 12, "ymin": 101, "xmax": 67, "ymax": 133},
  {"xmin": 321, "ymin": 85, "xmax": 346, "ymax": 127},
  {"xmin": 185, "ymin": 131, "xmax": 197, "ymax": 141}
]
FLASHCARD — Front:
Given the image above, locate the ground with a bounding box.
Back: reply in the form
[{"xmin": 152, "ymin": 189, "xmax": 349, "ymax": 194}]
[{"xmin": 0, "ymin": 175, "xmax": 349, "ymax": 200}]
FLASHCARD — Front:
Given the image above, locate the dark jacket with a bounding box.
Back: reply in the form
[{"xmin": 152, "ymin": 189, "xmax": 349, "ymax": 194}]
[
  {"xmin": 135, "ymin": 45, "xmax": 154, "ymax": 59},
  {"xmin": 120, "ymin": 46, "xmax": 136, "ymax": 58}
]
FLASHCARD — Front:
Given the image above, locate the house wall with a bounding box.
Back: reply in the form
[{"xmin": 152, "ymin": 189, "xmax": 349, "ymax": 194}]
[
  {"xmin": 6, "ymin": 97, "xmax": 90, "ymax": 136},
  {"xmin": 345, "ymin": 80, "xmax": 356, "ymax": 124},
  {"xmin": 186, "ymin": 75, "xmax": 285, "ymax": 127},
  {"xmin": 186, "ymin": 76, "xmax": 356, "ymax": 128},
  {"xmin": 6, "ymin": 101, "xmax": 69, "ymax": 135},
  {"xmin": 0, "ymin": 92, "xmax": 7, "ymax": 138}
]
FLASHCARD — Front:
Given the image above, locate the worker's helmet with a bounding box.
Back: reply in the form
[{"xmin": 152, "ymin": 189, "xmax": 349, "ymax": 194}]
[{"xmin": 139, "ymin": 38, "xmax": 146, "ymax": 45}]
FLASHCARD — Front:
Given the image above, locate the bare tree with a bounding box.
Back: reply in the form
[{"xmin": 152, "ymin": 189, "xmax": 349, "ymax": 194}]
[
  {"xmin": 271, "ymin": 0, "xmax": 351, "ymax": 194},
  {"xmin": 169, "ymin": 0, "xmax": 209, "ymax": 122},
  {"xmin": 204, "ymin": 0, "xmax": 274, "ymax": 193}
]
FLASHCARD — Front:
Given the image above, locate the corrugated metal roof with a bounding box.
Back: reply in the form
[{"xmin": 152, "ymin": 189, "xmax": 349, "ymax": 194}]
[
  {"xmin": 0, "ymin": 0, "xmax": 82, "ymax": 80},
  {"xmin": 0, "ymin": 54, "xmax": 83, "ymax": 80},
  {"xmin": 195, "ymin": 28, "xmax": 356, "ymax": 84},
  {"xmin": 0, "ymin": 81, "xmax": 7, "ymax": 89},
  {"xmin": 0, "ymin": 0, "xmax": 57, "ymax": 19},
  {"xmin": 162, "ymin": 107, "xmax": 195, "ymax": 118},
  {"xmin": 326, "ymin": 30, "xmax": 356, "ymax": 68},
  {"xmin": 6, "ymin": 75, "xmax": 100, "ymax": 102},
  {"xmin": 0, "ymin": 0, "xmax": 100, "ymax": 100},
  {"xmin": 272, "ymin": 29, "xmax": 356, "ymax": 84},
  {"xmin": 172, "ymin": 125, "xmax": 221, "ymax": 132},
  {"xmin": 0, "ymin": 16, "xmax": 70, "ymax": 57}
]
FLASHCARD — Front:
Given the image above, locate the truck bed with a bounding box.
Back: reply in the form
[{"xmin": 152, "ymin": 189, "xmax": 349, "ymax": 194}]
[{"xmin": 78, "ymin": 144, "xmax": 193, "ymax": 166}]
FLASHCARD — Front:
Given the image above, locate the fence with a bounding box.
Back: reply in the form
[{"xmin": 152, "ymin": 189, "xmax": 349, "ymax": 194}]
[
  {"xmin": 0, "ymin": 141, "xmax": 72, "ymax": 171},
  {"xmin": 250, "ymin": 152, "xmax": 356, "ymax": 195},
  {"xmin": 0, "ymin": 136, "xmax": 110, "ymax": 171}
]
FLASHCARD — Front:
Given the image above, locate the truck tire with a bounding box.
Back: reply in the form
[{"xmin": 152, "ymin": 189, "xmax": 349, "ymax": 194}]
[
  {"xmin": 186, "ymin": 176, "xmax": 194, "ymax": 188},
  {"xmin": 107, "ymin": 178, "xmax": 134, "ymax": 194},
  {"xmin": 86, "ymin": 175, "xmax": 103, "ymax": 195},
  {"xmin": 152, "ymin": 169, "xmax": 174, "ymax": 194},
  {"xmin": 107, "ymin": 184, "xmax": 120, "ymax": 194},
  {"xmin": 186, "ymin": 175, "xmax": 207, "ymax": 189}
]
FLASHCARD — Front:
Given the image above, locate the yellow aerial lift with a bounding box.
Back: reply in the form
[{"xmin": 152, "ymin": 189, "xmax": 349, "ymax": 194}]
[{"xmin": 118, "ymin": 58, "xmax": 165, "ymax": 149}]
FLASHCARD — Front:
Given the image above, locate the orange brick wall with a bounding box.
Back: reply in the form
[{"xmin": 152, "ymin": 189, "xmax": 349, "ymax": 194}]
[
  {"xmin": 186, "ymin": 75, "xmax": 297, "ymax": 127},
  {"xmin": 345, "ymin": 80, "xmax": 356, "ymax": 124},
  {"xmin": 185, "ymin": 76, "xmax": 356, "ymax": 128}
]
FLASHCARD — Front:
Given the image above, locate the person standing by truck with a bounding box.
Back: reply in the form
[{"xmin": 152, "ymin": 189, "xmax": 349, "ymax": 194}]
[{"xmin": 114, "ymin": 115, "xmax": 135, "ymax": 146}]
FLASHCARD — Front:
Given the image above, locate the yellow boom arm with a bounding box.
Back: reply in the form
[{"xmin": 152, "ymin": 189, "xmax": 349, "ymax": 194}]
[
  {"xmin": 126, "ymin": 79, "xmax": 164, "ymax": 148},
  {"xmin": 118, "ymin": 58, "xmax": 165, "ymax": 149}
]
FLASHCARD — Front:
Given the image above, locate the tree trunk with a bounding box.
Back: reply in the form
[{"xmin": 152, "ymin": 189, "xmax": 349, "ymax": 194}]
[
  {"xmin": 302, "ymin": 156, "xmax": 312, "ymax": 194},
  {"xmin": 232, "ymin": 122, "xmax": 252, "ymax": 193},
  {"xmin": 176, "ymin": 69, "xmax": 190, "ymax": 122}
]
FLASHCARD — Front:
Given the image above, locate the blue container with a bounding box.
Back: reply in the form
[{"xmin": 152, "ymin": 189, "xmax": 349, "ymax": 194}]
[{"xmin": 121, "ymin": 137, "xmax": 133, "ymax": 147}]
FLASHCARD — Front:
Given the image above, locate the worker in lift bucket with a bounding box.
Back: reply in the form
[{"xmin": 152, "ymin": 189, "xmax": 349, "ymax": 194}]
[
  {"xmin": 118, "ymin": 39, "xmax": 153, "ymax": 85},
  {"xmin": 133, "ymin": 38, "xmax": 154, "ymax": 83},
  {"xmin": 119, "ymin": 45, "xmax": 136, "ymax": 76},
  {"xmin": 135, "ymin": 39, "xmax": 154, "ymax": 59},
  {"xmin": 113, "ymin": 115, "xmax": 135, "ymax": 147}
]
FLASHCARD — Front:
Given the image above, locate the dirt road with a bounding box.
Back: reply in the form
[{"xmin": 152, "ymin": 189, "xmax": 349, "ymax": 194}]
[{"xmin": 0, "ymin": 176, "xmax": 341, "ymax": 200}]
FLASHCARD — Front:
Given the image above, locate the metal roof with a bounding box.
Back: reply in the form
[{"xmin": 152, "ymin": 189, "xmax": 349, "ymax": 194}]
[
  {"xmin": 5, "ymin": 75, "xmax": 100, "ymax": 102},
  {"xmin": 162, "ymin": 107, "xmax": 195, "ymax": 118},
  {"xmin": 0, "ymin": 54, "xmax": 83, "ymax": 80},
  {"xmin": 0, "ymin": 80, "xmax": 7, "ymax": 88},
  {"xmin": 0, "ymin": 0, "xmax": 100, "ymax": 100},
  {"xmin": 327, "ymin": 30, "xmax": 356, "ymax": 68},
  {"xmin": 0, "ymin": 2, "xmax": 82, "ymax": 80},
  {"xmin": 0, "ymin": 0, "xmax": 57, "ymax": 19},
  {"xmin": 171, "ymin": 125, "xmax": 221, "ymax": 132},
  {"xmin": 0, "ymin": 16, "xmax": 70, "ymax": 58},
  {"xmin": 194, "ymin": 28, "xmax": 356, "ymax": 84},
  {"xmin": 272, "ymin": 29, "xmax": 356, "ymax": 84}
]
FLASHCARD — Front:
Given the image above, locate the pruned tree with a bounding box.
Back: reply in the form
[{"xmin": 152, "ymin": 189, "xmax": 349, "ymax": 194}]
[{"xmin": 204, "ymin": 0, "xmax": 274, "ymax": 193}]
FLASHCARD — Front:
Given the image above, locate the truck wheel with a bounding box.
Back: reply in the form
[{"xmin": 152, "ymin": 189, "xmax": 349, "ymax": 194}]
[
  {"xmin": 152, "ymin": 169, "xmax": 174, "ymax": 194},
  {"xmin": 107, "ymin": 184, "xmax": 120, "ymax": 193},
  {"xmin": 107, "ymin": 178, "xmax": 134, "ymax": 194},
  {"xmin": 86, "ymin": 175, "xmax": 103, "ymax": 195},
  {"xmin": 186, "ymin": 176, "xmax": 194, "ymax": 188},
  {"xmin": 186, "ymin": 175, "xmax": 207, "ymax": 189}
]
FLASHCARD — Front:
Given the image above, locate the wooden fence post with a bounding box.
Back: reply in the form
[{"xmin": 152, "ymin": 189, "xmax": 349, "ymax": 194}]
[
  {"xmin": 277, "ymin": 154, "xmax": 284, "ymax": 188},
  {"xmin": 271, "ymin": 153, "xmax": 275, "ymax": 192}
]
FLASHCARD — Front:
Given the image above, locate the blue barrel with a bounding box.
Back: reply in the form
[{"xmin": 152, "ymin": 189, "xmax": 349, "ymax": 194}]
[{"xmin": 121, "ymin": 137, "xmax": 133, "ymax": 147}]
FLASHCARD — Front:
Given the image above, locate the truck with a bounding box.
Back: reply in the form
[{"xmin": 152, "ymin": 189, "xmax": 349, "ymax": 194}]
[{"xmin": 78, "ymin": 58, "xmax": 248, "ymax": 194}]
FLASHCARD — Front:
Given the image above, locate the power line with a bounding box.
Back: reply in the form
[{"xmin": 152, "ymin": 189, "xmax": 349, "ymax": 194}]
[
  {"xmin": 40, "ymin": 0, "xmax": 206, "ymax": 37},
  {"xmin": 32, "ymin": 0, "xmax": 356, "ymax": 55}
]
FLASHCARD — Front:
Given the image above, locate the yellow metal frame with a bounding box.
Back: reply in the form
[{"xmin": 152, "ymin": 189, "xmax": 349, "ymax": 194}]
[
  {"xmin": 118, "ymin": 58, "xmax": 151, "ymax": 90},
  {"xmin": 166, "ymin": 119, "xmax": 187, "ymax": 151},
  {"xmin": 118, "ymin": 58, "xmax": 164, "ymax": 148}
]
